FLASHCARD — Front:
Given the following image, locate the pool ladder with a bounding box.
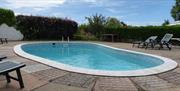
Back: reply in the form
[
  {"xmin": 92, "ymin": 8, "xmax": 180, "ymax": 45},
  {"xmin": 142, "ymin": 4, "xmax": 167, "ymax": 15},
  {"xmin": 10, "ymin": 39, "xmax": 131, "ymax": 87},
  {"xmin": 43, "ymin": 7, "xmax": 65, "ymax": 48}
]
[
  {"xmin": 61, "ymin": 37, "xmax": 70, "ymax": 56},
  {"xmin": 62, "ymin": 36, "xmax": 69, "ymax": 42}
]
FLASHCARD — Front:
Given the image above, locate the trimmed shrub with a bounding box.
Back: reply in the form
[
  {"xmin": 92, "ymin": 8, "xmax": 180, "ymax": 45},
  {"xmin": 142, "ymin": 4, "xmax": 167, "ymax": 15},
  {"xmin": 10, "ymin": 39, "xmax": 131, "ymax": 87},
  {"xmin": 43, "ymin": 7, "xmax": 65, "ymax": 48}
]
[
  {"xmin": 78, "ymin": 24, "xmax": 180, "ymax": 42},
  {"xmin": 16, "ymin": 15, "xmax": 78, "ymax": 40},
  {"xmin": 0, "ymin": 8, "xmax": 16, "ymax": 26},
  {"xmin": 104, "ymin": 25, "xmax": 180, "ymax": 42}
]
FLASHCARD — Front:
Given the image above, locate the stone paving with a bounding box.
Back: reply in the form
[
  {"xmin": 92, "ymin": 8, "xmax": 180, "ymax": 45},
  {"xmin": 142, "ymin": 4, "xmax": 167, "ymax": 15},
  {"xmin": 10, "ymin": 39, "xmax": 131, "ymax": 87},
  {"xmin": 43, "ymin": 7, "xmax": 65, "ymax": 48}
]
[
  {"xmin": 32, "ymin": 68, "xmax": 68, "ymax": 81},
  {"xmin": 130, "ymin": 76, "xmax": 176, "ymax": 91},
  {"xmin": 157, "ymin": 69, "xmax": 180, "ymax": 85},
  {"xmin": 94, "ymin": 77, "xmax": 138, "ymax": 91},
  {"xmin": 22, "ymin": 64, "xmax": 52, "ymax": 73},
  {"xmin": 0, "ymin": 41, "xmax": 180, "ymax": 91},
  {"xmin": 51, "ymin": 73, "xmax": 96, "ymax": 88}
]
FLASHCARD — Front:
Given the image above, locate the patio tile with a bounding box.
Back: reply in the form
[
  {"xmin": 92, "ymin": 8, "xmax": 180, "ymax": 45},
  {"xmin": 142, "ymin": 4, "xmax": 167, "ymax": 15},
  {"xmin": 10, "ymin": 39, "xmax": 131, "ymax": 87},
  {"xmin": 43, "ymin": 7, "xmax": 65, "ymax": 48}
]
[
  {"xmin": 33, "ymin": 83, "xmax": 91, "ymax": 91},
  {"xmin": 158, "ymin": 70, "xmax": 180, "ymax": 85},
  {"xmin": 173, "ymin": 67, "xmax": 180, "ymax": 73},
  {"xmin": 23, "ymin": 61, "xmax": 38, "ymax": 66},
  {"xmin": 8, "ymin": 70, "xmax": 29, "ymax": 77},
  {"xmin": 0, "ymin": 75, "xmax": 6, "ymax": 81},
  {"xmin": 0, "ymin": 74, "xmax": 48, "ymax": 91},
  {"xmin": 0, "ymin": 80, "xmax": 25, "ymax": 91},
  {"xmin": 32, "ymin": 68, "xmax": 69, "ymax": 81},
  {"xmin": 130, "ymin": 76, "xmax": 176, "ymax": 91},
  {"xmin": 22, "ymin": 64, "xmax": 51, "ymax": 73},
  {"xmin": 158, "ymin": 87, "xmax": 180, "ymax": 91},
  {"xmin": 0, "ymin": 81, "xmax": 25, "ymax": 91},
  {"xmin": 51, "ymin": 73, "xmax": 96, "ymax": 88},
  {"xmin": 22, "ymin": 74, "xmax": 48, "ymax": 91},
  {"xmin": 1, "ymin": 41, "xmax": 180, "ymax": 91},
  {"xmin": 3, "ymin": 57, "xmax": 30, "ymax": 63},
  {"xmin": 94, "ymin": 77, "xmax": 138, "ymax": 91},
  {"xmin": 2, "ymin": 60, "xmax": 22, "ymax": 64}
]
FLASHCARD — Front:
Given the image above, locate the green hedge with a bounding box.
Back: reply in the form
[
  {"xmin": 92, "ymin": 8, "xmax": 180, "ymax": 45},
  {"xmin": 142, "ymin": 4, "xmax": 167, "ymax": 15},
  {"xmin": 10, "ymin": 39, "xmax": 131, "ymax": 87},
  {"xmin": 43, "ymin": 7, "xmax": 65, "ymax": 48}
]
[
  {"xmin": 16, "ymin": 15, "xmax": 78, "ymax": 40},
  {"xmin": 0, "ymin": 8, "xmax": 16, "ymax": 26},
  {"xmin": 103, "ymin": 25, "xmax": 180, "ymax": 42}
]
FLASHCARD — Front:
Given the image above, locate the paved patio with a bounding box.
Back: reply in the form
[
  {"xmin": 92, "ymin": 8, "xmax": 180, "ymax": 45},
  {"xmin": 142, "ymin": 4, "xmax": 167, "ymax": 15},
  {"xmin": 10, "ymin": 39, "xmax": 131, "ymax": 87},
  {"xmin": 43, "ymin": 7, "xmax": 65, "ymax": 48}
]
[{"xmin": 0, "ymin": 41, "xmax": 180, "ymax": 91}]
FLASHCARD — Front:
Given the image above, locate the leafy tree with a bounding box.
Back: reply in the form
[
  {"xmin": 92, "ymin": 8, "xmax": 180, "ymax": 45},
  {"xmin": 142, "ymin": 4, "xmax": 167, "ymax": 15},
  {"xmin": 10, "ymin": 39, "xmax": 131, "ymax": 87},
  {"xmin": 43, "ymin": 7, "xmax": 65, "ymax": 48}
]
[
  {"xmin": 77, "ymin": 24, "xmax": 89, "ymax": 36},
  {"xmin": 0, "ymin": 8, "xmax": 16, "ymax": 26},
  {"xmin": 162, "ymin": 19, "xmax": 170, "ymax": 26},
  {"xmin": 105, "ymin": 17, "xmax": 127, "ymax": 28},
  {"xmin": 85, "ymin": 14, "xmax": 106, "ymax": 38},
  {"xmin": 78, "ymin": 24, "xmax": 88, "ymax": 31},
  {"xmin": 171, "ymin": 0, "xmax": 180, "ymax": 21},
  {"xmin": 105, "ymin": 17, "xmax": 121, "ymax": 28},
  {"xmin": 120, "ymin": 22, "xmax": 127, "ymax": 27}
]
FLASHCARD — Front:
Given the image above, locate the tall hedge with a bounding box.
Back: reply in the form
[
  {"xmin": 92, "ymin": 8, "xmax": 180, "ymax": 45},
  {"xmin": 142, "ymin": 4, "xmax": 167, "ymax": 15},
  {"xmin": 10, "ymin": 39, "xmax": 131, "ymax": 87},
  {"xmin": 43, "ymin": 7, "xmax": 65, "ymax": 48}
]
[
  {"xmin": 0, "ymin": 8, "xmax": 16, "ymax": 26},
  {"xmin": 16, "ymin": 15, "xmax": 78, "ymax": 40},
  {"xmin": 103, "ymin": 25, "xmax": 180, "ymax": 42}
]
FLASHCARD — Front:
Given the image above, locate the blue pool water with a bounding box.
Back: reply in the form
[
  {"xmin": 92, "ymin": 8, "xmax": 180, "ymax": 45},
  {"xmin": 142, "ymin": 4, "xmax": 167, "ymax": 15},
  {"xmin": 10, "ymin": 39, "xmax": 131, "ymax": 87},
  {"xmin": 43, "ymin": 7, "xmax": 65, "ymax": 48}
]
[{"xmin": 21, "ymin": 42, "xmax": 164, "ymax": 71}]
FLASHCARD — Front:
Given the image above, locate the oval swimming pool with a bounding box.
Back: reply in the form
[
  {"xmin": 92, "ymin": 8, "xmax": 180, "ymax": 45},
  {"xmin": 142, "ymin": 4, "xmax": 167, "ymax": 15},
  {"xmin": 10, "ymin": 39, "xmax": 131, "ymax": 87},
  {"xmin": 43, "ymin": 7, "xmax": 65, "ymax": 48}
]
[{"xmin": 14, "ymin": 42, "xmax": 177, "ymax": 76}]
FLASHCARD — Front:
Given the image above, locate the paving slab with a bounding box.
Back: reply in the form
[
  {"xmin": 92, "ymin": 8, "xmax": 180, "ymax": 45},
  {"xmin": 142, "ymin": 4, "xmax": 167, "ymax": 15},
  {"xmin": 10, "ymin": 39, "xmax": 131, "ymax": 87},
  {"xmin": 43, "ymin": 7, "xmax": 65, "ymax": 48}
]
[
  {"xmin": 32, "ymin": 68, "xmax": 69, "ymax": 81},
  {"xmin": 4, "ymin": 57, "xmax": 35, "ymax": 64},
  {"xmin": 172, "ymin": 67, "xmax": 180, "ymax": 73},
  {"xmin": 131, "ymin": 76, "xmax": 176, "ymax": 91},
  {"xmin": 0, "ymin": 80, "xmax": 25, "ymax": 91},
  {"xmin": 22, "ymin": 74, "xmax": 48, "ymax": 91},
  {"xmin": 0, "ymin": 80, "xmax": 26, "ymax": 91},
  {"xmin": 22, "ymin": 64, "xmax": 51, "ymax": 73},
  {"xmin": 33, "ymin": 83, "xmax": 91, "ymax": 91},
  {"xmin": 158, "ymin": 87, "xmax": 180, "ymax": 91},
  {"xmin": 23, "ymin": 61, "xmax": 38, "ymax": 66},
  {"xmin": 158, "ymin": 69, "xmax": 180, "ymax": 85},
  {"xmin": 0, "ymin": 74, "xmax": 48, "ymax": 91},
  {"xmin": 2, "ymin": 59, "xmax": 22, "ymax": 64},
  {"xmin": 51, "ymin": 73, "xmax": 96, "ymax": 88},
  {"xmin": 0, "ymin": 75, "xmax": 6, "ymax": 81},
  {"xmin": 94, "ymin": 77, "xmax": 138, "ymax": 91},
  {"xmin": 1, "ymin": 41, "xmax": 180, "ymax": 91}
]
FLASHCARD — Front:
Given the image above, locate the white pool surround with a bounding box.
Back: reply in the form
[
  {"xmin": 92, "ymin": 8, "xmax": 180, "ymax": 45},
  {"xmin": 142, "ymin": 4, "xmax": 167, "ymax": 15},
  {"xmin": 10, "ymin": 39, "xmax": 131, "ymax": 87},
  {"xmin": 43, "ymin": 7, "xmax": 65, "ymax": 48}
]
[{"xmin": 14, "ymin": 41, "xmax": 178, "ymax": 77}]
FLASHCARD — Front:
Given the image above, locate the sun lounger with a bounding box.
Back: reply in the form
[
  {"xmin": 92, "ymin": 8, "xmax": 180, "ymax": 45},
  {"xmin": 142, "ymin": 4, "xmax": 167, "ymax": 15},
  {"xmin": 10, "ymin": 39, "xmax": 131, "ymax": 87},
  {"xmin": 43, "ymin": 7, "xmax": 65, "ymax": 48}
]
[
  {"xmin": 158, "ymin": 33, "xmax": 173, "ymax": 50},
  {"xmin": 171, "ymin": 38, "xmax": 180, "ymax": 42},
  {"xmin": 132, "ymin": 36, "xmax": 158, "ymax": 48},
  {"xmin": 171, "ymin": 38, "xmax": 180, "ymax": 46},
  {"xmin": 0, "ymin": 61, "xmax": 25, "ymax": 88}
]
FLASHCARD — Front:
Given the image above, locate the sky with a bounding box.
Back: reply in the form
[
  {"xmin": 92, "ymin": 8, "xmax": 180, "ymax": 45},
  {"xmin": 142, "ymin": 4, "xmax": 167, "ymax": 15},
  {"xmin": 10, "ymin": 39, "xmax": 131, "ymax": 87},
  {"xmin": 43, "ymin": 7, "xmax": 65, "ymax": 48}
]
[{"xmin": 0, "ymin": 0, "xmax": 176, "ymax": 26}]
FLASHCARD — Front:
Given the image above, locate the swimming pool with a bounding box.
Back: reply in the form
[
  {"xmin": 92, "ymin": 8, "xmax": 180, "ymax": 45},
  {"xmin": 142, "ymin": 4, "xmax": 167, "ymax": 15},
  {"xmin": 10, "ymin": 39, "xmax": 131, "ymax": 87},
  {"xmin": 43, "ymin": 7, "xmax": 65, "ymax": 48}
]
[{"xmin": 14, "ymin": 42, "xmax": 178, "ymax": 76}]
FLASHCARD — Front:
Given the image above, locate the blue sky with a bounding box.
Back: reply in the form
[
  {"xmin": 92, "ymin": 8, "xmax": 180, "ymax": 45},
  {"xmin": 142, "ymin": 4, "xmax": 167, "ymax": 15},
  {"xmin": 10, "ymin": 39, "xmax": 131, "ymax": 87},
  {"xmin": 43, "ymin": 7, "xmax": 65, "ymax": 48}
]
[{"xmin": 0, "ymin": 0, "xmax": 175, "ymax": 26}]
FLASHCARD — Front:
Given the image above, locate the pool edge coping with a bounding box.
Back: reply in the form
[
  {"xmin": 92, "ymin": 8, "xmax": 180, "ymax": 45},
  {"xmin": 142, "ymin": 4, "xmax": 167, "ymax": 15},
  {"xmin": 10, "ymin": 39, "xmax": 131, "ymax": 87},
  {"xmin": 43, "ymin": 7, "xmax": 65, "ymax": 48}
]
[{"xmin": 13, "ymin": 41, "xmax": 178, "ymax": 77}]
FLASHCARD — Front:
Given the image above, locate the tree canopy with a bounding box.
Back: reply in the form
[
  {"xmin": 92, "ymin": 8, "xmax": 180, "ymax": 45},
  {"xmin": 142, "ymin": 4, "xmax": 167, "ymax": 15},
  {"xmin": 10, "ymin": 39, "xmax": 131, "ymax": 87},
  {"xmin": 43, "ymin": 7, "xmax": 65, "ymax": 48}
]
[
  {"xmin": 85, "ymin": 14, "xmax": 106, "ymax": 37},
  {"xmin": 171, "ymin": 0, "xmax": 180, "ymax": 21},
  {"xmin": 162, "ymin": 19, "xmax": 170, "ymax": 26},
  {"xmin": 105, "ymin": 17, "xmax": 127, "ymax": 28},
  {"xmin": 0, "ymin": 8, "xmax": 16, "ymax": 26},
  {"xmin": 84, "ymin": 14, "xmax": 127, "ymax": 38}
]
